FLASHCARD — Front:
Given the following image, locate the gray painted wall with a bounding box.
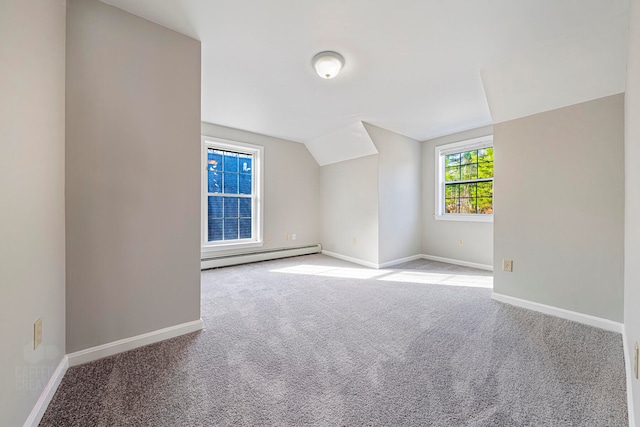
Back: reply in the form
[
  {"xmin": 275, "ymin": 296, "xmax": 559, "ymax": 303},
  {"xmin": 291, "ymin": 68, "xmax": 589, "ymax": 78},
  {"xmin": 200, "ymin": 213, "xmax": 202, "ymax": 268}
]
[
  {"xmin": 320, "ymin": 155, "xmax": 380, "ymax": 265},
  {"xmin": 0, "ymin": 1, "xmax": 66, "ymax": 425},
  {"xmin": 493, "ymin": 94, "xmax": 625, "ymax": 322},
  {"xmin": 625, "ymin": 0, "xmax": 640, "ymax": 419},
  {"xmin": 365, "ymin": 123, "xmax": 422, "ymax": 264},
  {"xmin": 66, "ymin": 0, "xmax": 201, "ymax": 353},
  {"xmin": 201, "ymin": 122, "xmax": 320, "ymax": 255},
  {"xmin": 319, "ymin": 124, "xmax": 422, "ymax": 266},
  {"xmin": 421, "ymin": 126, "xmax": 494, "ymax": 266}
]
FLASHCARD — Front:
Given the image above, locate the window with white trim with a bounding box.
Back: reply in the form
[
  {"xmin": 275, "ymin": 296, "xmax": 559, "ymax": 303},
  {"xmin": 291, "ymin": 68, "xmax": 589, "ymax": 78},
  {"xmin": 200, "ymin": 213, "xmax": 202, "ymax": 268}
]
[
  {"xmin": 202, "ymin": 137, "xmax": 263, "ymax": 251},
  {"xmin": 435, "ymin": 136, "xmax": 493, "ymax": 222}
]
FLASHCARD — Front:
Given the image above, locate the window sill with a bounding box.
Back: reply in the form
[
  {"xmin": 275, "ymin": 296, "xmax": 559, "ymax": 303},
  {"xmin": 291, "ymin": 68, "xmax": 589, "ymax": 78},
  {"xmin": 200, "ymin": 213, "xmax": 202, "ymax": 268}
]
[
  {"xmin": 434, "ymin": 214, "xmax": 493, "ymax": 223},
  {"xmin": 201, "ymin": 240, "xmax": 264, "ymax": 256}
]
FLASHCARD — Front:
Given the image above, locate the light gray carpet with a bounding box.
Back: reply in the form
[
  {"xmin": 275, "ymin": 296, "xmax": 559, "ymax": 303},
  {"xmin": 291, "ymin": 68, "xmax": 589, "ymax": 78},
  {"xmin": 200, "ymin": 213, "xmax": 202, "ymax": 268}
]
[{"xmin": 40, "ymin": 254, "xmax": 628, "ymax": 426}]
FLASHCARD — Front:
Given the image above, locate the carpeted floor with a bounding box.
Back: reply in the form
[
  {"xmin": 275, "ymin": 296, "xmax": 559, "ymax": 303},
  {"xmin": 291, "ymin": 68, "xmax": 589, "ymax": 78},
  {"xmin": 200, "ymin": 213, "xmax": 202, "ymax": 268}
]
[{"xmin": 40, "ymin": 254, "xmax": 628, "ymax": 426}]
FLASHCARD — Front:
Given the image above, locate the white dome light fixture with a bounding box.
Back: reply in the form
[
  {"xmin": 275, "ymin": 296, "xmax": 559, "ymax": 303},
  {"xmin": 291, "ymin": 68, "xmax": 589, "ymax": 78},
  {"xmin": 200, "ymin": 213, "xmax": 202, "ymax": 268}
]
[{"xmin": 312, "ymin": 51, "xmax": 345, "ymax": 79}]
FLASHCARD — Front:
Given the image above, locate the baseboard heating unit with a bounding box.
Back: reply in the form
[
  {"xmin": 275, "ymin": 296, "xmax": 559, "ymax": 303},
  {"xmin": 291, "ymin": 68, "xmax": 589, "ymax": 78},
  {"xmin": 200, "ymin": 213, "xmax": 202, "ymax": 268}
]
[{"xmin": 201, "ymin": 244, "xmax": 322, "ymax": 270}]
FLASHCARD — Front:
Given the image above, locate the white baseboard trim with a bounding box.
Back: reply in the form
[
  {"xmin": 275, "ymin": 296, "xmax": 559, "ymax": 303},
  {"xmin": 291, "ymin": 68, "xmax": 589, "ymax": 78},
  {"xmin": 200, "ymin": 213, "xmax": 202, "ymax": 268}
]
[
  {"xmin": 622, "ymin": 326, "xmax": 636, "ymax": 427},
  {"xmin": 491, "ymin": 292, "xmax": 623, "ymax": 333},
  {"xmin": 378, "ymin": 254, "xmax": 424, "ymax": 269},
  {"xmin": 321, "ymin": 250, "xmax": 380, "ymax": 269},
  {"xmin": 320, "ymin": 251, "xmax": 493, "ymax": 272},
  {"xmin": 67, "ymin": 319, "xmax": 204, "ymax": 367},
  {"xmin": 201, "ymin": 244, "xmax": 321, "ymax": 270},
  {"xmin": 421, "ymin": 254, "xmax": 493, "ymax": 271},
  {"xmin": 23, "ymin": 356, "xmax": 68, "ymax": 427}
]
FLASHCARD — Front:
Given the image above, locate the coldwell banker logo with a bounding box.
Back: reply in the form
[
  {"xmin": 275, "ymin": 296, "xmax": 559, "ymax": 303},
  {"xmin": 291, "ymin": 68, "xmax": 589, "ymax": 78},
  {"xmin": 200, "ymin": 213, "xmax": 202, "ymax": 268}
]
[{"xmin": 15, "ymin": 342, "xmax": 60, "ymax": 391}]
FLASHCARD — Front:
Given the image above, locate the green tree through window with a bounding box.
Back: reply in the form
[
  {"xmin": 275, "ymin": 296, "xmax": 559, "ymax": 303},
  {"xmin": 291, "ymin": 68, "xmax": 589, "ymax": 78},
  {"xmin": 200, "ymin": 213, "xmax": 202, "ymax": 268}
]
[{"xmin": 444, "ymin": 147, "xmax": 493, "ymax": 214}]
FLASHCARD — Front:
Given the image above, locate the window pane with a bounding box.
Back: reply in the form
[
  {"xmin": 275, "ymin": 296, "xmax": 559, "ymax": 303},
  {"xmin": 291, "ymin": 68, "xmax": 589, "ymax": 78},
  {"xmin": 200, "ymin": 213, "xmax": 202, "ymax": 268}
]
[
  {"xmin": 478, "ymin": 147, "xmax": 493, "ymax": 162},
  {"xmin": 224, "ymin": 197, "xmax": 239, "ymax": 218},
  {"xmin": 208, "ymin": 151, "xmax": 223, "ymax": 193},
  {"xmin": 224, "ymin": 152, "xmax": 239, "ymax": 173},
  {"xmin": 461, "ymin": 150, "xmax": 477, "ymax": 165},
  {"xmin": 461, "ymin": 164, "xmax": 477, "ymax": 180},
  {"xmin": 445, "ymin": 199, "xmax": 459, "ymax": 213},
  {"xmin": 224, "ymin": 219, "xmax": 238, "ymax": 240},
  {"xmin": 445, "ymin": 153, "xmax": 460, "ymax": 167},
  {"xmin": 239, "ymin": 173, "xmax": 252, "ymax": 195},
  {"xmin": 460, "ymin": 183, "xmax": 476, "ymax": 198},
  {"xmin": 445, "ymin": 166, "xmax": 460, "ymax": 182},
  {"xmin": 208, "ymin": 171, "xmax": 222, "ymax": 194},
  {"xmin": 239, "ymin": 155, "xmax": 252, "ymax": 173},
  {"xmin": 478, "ymin": 161, "xmax": 493, "ymax": 179},
  {"xmin": 208, "ymin": 150, "xmax": 223, "ymax": 167},
  {"xmin": 239, "ymin": 198, "xmax": 252, "ymax": 218},
  {"xmin": 208, "ymin": 196, "xmax": 223, "ymax": 219},
  {"xmin": 239, "ymin": 218, "xmax": 252, "ymax": 239},
  {"xmin": 208, "ymin": 219, "xmax": 223, "ymax": 242},
  {"xmin": 223, "ymin": 173, "xmax": 238, "ymax": 194},
  {"xmin": 445, "ymin": 184, "xmax": 459, "ymax": 198},
  {"xmin": 478, "ymin": 198, "xmax": 493, "ymax": 214},
  {"xmin": 459, "ymin": 198, "xmax": 477, "ymax": 214},
  {"xmin": 477, "ymin": 182, "xmax": 493, "ymax": 197}
]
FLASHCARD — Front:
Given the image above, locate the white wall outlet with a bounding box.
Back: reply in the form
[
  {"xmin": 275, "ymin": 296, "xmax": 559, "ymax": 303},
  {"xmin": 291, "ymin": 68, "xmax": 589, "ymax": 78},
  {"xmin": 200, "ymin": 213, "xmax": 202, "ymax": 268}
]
[
  {"xmin": 266, "ymin": 235, "xmax": 270, "ymax": 243},
  {"xmin": 458, "ymin": 239, "xmax": 464, "ymax": 246},
  {"xmin": 502, "ymin": 259, "xmax": 513, "ymax": 272},
  {"xmin": 34, "ymin": 318, "xmax": 42, "ymax": 349},
  {"xmin": 292, "ymin": 233, "xmax": 296, "ymax": 240}
]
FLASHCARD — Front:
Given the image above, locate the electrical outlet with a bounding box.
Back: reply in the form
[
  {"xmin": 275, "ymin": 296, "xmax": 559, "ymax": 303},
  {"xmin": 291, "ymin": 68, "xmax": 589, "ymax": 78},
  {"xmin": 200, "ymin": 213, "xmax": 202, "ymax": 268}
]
[
  {"xmin": 292, "ymin": 233, "xmax": 296, "ymax": 241},
  {"xmin": 34, "ymin": 318, "xmax": 42, "ymax": 350},
  {"xmin": 266, "ymin": 235, "xmax": 270, "ymax": 243},
  {"xmin": 458, "ymin": 239, "xmax": 464, "ymax": 246},
  {"xmin": 502, "ymin": 259, "xmax": 513, "ymax": 272},
  {"xmin": 286, "ymin": 234, "xmax": 290, "ymax": 241},
  {"xmin": 352, "ymin": 237, "xmax": 357, "ymax": 245}
]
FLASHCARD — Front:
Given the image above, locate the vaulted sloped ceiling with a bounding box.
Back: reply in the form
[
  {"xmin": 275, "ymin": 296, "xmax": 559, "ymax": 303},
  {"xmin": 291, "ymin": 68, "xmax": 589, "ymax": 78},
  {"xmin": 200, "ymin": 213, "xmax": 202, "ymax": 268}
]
[
  {"xmin": 305, "ymin": 122, "xmax": 378, "ymax": 166},
  {"xmin": 481, "ymin": 12, "xmax": 628, "ymax": 124},
  {"xmin": 101, "ymin": 0, "xmax": 629, "ymax": 165}
]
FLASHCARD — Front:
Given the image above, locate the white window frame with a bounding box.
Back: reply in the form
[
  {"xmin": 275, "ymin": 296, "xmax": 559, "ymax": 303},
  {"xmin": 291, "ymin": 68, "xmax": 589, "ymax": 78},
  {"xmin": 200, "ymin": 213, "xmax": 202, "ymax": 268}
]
[
  {"xmin": 201, "ymin": 136, "xmax": 264, "ymax": 253},
  {"xmin": 434, "ymin": 135, "xmax": 494, "ymax": 223}
]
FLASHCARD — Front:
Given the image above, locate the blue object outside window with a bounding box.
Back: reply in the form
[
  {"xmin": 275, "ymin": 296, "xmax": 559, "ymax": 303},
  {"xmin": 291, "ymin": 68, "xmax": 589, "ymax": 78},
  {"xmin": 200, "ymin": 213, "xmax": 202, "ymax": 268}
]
[{"xmin": 207, "ymin": 148, "xmax": 253, "ymax": 242}]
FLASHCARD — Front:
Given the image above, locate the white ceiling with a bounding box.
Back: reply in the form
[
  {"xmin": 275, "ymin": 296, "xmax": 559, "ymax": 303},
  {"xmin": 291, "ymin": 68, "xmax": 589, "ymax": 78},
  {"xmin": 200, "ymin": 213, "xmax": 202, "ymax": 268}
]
[{"xmin": 100, "ymin": 0, "xmax": 629, "ymax": 147}]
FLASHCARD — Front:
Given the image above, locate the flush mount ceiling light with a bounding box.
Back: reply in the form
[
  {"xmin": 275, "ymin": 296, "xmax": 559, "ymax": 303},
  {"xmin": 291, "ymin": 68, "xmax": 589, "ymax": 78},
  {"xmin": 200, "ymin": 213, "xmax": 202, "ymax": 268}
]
[{"xmin": 312, "ymin": 51, "xmax": 345, "ymax": 79}]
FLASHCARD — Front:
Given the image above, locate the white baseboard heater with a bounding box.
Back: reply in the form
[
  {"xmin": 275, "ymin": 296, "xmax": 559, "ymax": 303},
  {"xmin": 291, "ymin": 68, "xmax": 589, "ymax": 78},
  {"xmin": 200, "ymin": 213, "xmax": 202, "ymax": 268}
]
[{"xmin": 201, "ymin": 244, "xmax": 322, "ymax": 270}]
